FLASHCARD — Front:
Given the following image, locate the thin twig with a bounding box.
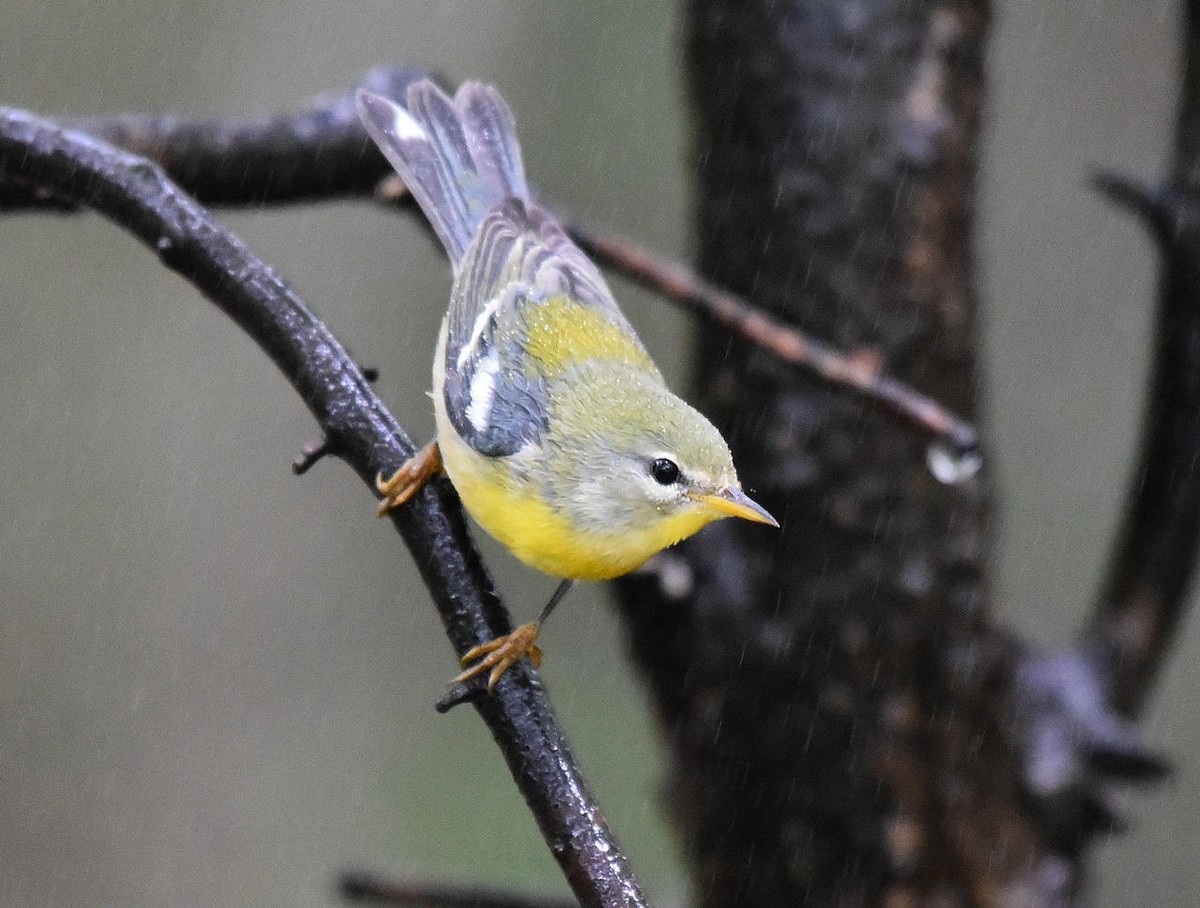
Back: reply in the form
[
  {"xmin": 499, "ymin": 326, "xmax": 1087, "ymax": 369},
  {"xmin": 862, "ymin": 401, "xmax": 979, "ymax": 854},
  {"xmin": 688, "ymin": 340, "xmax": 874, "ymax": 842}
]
[
  {"xmin": 1075, "ymin": 0, "xmax": 1200, "ymax": 720},
  {"xmin": 1086, "ymin": 167, "xmax": 1200, "ymax": 715},
  {"xmin": 0, "ymin": 108, "xmax": 649, "ymax": 908},
  {"xmin": 571, "ymin": 225, "xmax": 981, "ymax": 457},
  {"xmin": 292, "ymin": 437, "xmax": 331, "ymax": 475},
  {"xmin": 0, "ymin": 69, "xmax": 977, "ymax": 456},
  {"xmin": 1089, "ymin": 170, "xmax": 1180, "ymax": 244}
]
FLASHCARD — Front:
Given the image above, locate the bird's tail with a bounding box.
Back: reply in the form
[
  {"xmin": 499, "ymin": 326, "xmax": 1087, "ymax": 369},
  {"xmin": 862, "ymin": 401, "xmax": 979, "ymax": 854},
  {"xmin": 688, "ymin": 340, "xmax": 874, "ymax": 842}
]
[{"xmin": 357, "ymin": 79, "xmax": 529, "ymax": 267}]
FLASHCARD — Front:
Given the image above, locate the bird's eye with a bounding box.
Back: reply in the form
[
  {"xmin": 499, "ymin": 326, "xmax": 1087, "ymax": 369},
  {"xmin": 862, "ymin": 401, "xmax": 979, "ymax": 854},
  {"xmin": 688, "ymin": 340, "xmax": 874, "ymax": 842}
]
[{"xmin": 650, "ymin": 458, "xmax": 680, "ymax": 485}]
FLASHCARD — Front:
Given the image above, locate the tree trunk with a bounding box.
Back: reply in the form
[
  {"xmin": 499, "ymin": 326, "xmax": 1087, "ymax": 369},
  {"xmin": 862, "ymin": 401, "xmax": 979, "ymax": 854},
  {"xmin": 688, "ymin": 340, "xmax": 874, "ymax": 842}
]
[{"xmin": 614, "ymin": 3, "xmax": 1088, "ymax": 905}]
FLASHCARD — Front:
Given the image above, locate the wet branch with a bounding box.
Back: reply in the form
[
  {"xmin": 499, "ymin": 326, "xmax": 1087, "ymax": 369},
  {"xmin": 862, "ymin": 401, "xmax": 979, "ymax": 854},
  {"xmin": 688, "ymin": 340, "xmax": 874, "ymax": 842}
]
[
  {"xmin": 1077, "ymin": 0, "xmax": 1200, "ymax": 718},
  {"xmin": 572, "ymin": 225, "xmax": 980, "ymax": 457},
  {"xmin": 0, "ymin": 108, "xmax": 648, "ymax": 908},
  {"xmin": 0, "ymin": 67, "xmax": 426, "ymax": 211},
  {"xmin": 1086, "ymin": 166, "xmax": 1200, "ymax": 716}
]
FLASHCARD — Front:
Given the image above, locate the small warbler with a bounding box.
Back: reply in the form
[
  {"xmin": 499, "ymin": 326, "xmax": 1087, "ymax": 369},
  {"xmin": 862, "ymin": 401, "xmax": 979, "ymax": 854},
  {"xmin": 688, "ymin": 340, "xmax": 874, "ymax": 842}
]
[{"xmin": 358, "ymin": 79, "xmax": 777, "ymax": 688}]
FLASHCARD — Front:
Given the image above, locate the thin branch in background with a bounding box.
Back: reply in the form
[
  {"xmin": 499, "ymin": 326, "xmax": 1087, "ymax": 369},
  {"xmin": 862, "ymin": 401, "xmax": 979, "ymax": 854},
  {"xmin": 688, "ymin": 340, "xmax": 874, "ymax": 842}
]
[
  {"xmin": 570, "ymin": 225, "xmax": 981, "ymax": 460},
  {"xmin": 0, "ymin": 67, "xmax": 428, "ymax": 211},
  {"xmin": 1086, "ymin": 167, "xmax": 1200, "ymax": 715},
  {"xmin": 0, "ymin": 68, "xmax": 978, "ymax": 461},
  {"xmin": 338, "ymin": 872, "xmax": 575, "ymax": 908},
  {"xmin": 0, "ymin": 108, "xmax": 649, "ymax": 908},
  {"xmin": 1089, "ymin": 171, "xmax": 1180, "ymax": 243},
  {"xmin": 1072, "ymin": 0, "xmax": 1200, "ymax": 723}
]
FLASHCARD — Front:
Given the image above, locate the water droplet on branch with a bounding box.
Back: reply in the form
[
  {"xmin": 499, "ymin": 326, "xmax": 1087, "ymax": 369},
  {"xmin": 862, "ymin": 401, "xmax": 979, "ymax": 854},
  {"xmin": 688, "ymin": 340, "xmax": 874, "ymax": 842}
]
[{"xmin": 926, "ymin": 440, "xmax": 983, "ymax": 485}]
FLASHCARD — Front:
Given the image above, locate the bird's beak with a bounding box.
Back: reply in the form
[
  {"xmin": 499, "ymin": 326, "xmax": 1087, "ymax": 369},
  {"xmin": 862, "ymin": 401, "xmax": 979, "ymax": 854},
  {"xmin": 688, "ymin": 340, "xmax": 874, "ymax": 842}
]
[{"xmin": 692, "ymin": 487, "xmax": 779, "ymax": 527}]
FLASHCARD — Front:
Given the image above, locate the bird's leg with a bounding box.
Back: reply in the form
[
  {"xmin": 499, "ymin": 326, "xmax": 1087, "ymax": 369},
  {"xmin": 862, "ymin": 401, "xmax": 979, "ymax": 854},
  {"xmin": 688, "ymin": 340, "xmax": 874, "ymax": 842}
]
[
  {"xmin": 454, "ymin": 579, "xmax": 575, "ymax": 689},
  {"xmin": 376, "ymin": 441, "xmax": 442, "ymax": 515}
]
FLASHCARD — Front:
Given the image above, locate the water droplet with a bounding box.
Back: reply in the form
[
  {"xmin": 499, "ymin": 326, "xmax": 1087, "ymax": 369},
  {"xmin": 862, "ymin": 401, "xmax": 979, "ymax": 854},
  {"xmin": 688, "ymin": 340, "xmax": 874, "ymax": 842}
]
[{"xmin": 926, "ymin": 440, "xmax": 983, "ymax": 485}]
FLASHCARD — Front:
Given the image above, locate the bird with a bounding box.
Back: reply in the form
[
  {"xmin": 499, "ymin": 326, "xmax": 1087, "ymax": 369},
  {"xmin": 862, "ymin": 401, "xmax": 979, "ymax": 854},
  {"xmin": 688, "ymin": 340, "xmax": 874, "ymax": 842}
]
[{"xmin": 356, "ymin": 78, "xmax": 778, "ymax": 689}]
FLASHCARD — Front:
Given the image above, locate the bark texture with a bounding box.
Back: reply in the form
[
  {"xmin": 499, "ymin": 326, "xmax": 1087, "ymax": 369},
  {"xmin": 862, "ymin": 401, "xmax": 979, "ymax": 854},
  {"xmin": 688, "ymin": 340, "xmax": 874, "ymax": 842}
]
[{"xmin": 615, "ymin": 3, "xmax": 1085, "ymax": 905}]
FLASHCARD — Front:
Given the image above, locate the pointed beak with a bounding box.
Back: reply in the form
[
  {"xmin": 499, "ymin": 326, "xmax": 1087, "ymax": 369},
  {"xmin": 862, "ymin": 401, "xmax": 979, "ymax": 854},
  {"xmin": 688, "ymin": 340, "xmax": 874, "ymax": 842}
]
[{"xmin": 691, "ymin": 486, "xmax": 779, "ymax": 528}]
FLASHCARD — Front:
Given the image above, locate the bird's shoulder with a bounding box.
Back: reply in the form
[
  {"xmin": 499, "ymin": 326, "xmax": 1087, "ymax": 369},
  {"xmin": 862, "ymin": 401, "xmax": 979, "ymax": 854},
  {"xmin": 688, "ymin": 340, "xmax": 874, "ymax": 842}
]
[
  {"xmin": 441, "ymin": 200, "xmax": 659, "ymax": 457},
  {"xmin": 446, "ymin": 198, "xmax": 619, "ymax": 344}
]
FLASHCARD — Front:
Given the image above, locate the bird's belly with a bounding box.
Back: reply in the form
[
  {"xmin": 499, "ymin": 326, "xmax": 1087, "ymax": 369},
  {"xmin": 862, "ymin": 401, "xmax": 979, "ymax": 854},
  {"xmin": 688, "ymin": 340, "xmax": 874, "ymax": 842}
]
[{"xmin": 437, "ymin": 427, "xmax": 655, "ymax": 580}]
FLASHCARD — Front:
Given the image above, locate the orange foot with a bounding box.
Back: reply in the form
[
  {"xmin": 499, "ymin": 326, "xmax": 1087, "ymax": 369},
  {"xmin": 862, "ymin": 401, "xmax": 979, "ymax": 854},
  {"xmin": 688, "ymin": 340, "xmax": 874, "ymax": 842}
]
[
  {"xmin": 453, "ymin": 623, "xmax": 543, "ymax": 690},
  {"xmin": 376, "ymin": 441, "xmax": 442, "ymax": 515}
]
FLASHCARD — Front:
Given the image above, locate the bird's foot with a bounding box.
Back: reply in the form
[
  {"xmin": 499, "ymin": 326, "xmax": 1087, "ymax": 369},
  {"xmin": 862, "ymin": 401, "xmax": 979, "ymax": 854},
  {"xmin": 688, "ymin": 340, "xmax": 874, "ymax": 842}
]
[
  {"xmin": 376, "ymin": 441, "xmax": 442, "ymax": 515},
  {"xmin": 454, "ymin": 623, "xmax": 543, "ymax": 690}
]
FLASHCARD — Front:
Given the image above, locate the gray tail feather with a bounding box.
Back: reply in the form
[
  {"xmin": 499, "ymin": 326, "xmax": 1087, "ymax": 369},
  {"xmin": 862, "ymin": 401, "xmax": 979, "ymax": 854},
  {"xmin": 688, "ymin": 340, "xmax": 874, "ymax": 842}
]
[{"xmin": 357, "ymin": 79, "xmax": 529, "ymax": 266}]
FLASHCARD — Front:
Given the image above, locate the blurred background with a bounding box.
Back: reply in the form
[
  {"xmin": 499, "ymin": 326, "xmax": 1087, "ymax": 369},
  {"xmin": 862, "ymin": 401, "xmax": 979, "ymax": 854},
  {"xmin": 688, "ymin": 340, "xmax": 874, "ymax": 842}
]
[{"xmin": 0, "ymin": 2, "xmax": 1187, "ymax": 905}]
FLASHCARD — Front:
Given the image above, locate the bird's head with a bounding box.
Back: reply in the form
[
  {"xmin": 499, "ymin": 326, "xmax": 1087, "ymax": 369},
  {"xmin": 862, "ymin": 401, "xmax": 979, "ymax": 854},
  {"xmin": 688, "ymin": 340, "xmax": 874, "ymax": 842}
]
[{"xmin": 549, "ymin": 374, "xmax": 777, "ymax": 568}]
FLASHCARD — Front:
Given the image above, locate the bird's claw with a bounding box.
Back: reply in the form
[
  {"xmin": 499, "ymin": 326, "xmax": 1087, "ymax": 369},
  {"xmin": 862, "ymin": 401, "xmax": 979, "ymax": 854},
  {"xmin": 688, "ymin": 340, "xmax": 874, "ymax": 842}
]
[
  {"xmin": 376, "ymin": 441, "xmax": 442, "ymax": 515},
  {"xmin": 454, "ymin": 623, "xmax": 543, "ymax": 690}
]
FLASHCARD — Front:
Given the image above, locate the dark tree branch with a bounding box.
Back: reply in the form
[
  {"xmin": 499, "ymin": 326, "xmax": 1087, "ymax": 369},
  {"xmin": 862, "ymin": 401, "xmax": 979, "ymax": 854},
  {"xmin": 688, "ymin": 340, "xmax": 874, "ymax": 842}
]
[
  {"xmin": 1089, "ymin": 171, "xmax": 1182, "ymax": 245},
  {"xmin": 1076, "ymin": 0, "xmax": 1200, "ymax": 720},
  {"xmin": 1085, "ymin": 171, "xmax": 1200, "ymax": 717},
  {"xmin": 0, "ymin": 108, "xmax": 648, "ymax": 908},
  {"xmin": 0, "ymin": 67, "xmax": 427, "ymax": 211},
  {"xmin": 0, "ymin": 69, "xmax": 977, "ymax": 460}
]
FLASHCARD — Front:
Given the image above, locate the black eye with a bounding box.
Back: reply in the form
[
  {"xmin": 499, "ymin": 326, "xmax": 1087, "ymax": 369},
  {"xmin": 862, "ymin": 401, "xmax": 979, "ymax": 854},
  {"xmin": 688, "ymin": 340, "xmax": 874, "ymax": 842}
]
[{"xmin": 650, "ymin": 458, "xmax": 680, "ymax": 485}]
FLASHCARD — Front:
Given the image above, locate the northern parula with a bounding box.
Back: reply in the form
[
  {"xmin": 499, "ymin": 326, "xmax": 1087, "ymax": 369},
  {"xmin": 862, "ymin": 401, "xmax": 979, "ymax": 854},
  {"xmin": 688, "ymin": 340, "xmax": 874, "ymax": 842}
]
[{"xmin": 358, "ymin": 79, "xmax": 777, "ymax": 687}]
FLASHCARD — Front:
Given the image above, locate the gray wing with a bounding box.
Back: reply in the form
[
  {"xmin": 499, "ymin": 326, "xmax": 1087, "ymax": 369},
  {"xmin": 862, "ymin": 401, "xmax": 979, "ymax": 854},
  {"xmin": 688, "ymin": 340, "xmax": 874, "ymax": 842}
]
[{"xmin": 442, "ymin": 199, "xmax": 627, "ymax": 457}]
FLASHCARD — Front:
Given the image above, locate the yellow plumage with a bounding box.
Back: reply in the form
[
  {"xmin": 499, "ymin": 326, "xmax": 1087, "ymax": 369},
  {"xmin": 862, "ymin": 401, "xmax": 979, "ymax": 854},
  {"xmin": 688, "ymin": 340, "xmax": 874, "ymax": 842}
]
[{"xmin": 520, "ymin": 296, "xmax": 656, "ymax": 376}]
